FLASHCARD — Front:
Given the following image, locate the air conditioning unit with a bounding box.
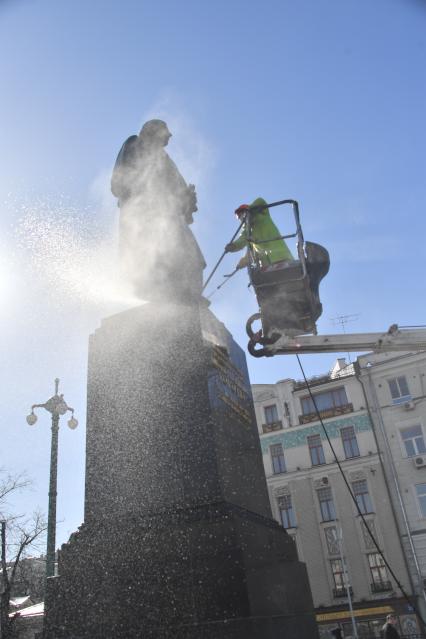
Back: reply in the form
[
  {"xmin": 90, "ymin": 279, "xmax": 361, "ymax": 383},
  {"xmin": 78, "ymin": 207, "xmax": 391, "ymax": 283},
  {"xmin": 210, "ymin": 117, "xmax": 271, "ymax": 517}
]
[
  {"xmin": 414, "ymin": 456, "xmax": 426, "ymax": 469},
  {"xmin": 403, "ymin": 401, "xmax": 415, "ymax": 411},
  {"xmin": 320, "ymin": 477, "xmax": 329, "ymax": 486}
]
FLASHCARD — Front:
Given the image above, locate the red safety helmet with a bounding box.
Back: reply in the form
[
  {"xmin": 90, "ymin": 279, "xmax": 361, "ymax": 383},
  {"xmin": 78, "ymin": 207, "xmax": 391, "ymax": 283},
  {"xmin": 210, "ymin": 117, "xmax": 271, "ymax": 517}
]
[{"xmin": 235, "ymin": 204, "xmax": 250, "ymax": 218}]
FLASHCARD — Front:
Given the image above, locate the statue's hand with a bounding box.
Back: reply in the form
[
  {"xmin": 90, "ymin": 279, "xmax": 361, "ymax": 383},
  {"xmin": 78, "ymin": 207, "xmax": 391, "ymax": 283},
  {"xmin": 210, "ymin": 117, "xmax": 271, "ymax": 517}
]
[{"xmin": 187, "ymin": 184, "xmax": 198, "ymax": 212}]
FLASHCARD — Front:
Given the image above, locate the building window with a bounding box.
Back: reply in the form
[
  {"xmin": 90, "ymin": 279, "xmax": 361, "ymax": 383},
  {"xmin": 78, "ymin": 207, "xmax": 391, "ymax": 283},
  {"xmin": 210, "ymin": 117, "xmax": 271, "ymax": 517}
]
[
  {"xmin": 415, "ymin": 484, "xmax": 426, "ymax": 517},
  {"xmin": 352, "ymin": 480, "xmax": 373, "ymax": 514},
  {"xmin": 318, "ymin": 487, "xmax": 336, "ymax": 521},
  {"xmin": 388, "ymin": 376, "xmax": 411, "ymax": 404},
  {"xmin": 270, "ymin": 443, "xmax": 286, "ymax": 474},
  {"xmin": 264, "ymin": 404, "xmax": 279, "ymax": 424},
  {"xmin": 278, "ymin": 494, "xmax": 296, "ymax": 528},
  {"xmin": 401, "ymin": 425, "xmax": 426, "ymax": 457},
  {"xmin": 301, "ymin": 387, "xmax": 348, "ymax": 415},
  {"xmin": 308, "ymin": 434, "xmax": 326, "ymax": 465},
  {"xmin": 331, "ymin": 558, "xmax": 346, "ymax": 593},
  {"xmin": 368, "ymin": 553, "xmax": 391, "ymax": 591},
  {"xmin": 341, "ymin": 426, "xmax": 360, "ymax": 459}
]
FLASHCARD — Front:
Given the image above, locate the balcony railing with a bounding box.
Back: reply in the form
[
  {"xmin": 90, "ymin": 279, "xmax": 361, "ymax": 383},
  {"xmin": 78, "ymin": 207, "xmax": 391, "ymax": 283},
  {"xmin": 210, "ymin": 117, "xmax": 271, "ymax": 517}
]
[
  {"xmin": 370, "ymin": 580, "xmax": 392, "ymax": 593},
  {"xmin": 299, "ymin": 403, "xmax": 354, "ymax": 425},
  {"xmin": 262, "ymin": 420, "xmax": 283, "ymax": 434},
  {"xmin": 332, "ymin": 586, "xmax": 353, "ymax": 598}
]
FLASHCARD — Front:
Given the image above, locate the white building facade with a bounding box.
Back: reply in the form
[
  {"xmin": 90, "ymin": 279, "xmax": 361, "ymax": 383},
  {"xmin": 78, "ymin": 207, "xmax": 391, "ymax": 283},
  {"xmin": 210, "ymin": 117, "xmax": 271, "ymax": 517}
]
[
  {"xmin": 252, "ymin": 359, "xmax": 419, "ymax": 638},
  {"xmin": 357, "ymin": 350, "xmax": 426, "ymax": 625}
]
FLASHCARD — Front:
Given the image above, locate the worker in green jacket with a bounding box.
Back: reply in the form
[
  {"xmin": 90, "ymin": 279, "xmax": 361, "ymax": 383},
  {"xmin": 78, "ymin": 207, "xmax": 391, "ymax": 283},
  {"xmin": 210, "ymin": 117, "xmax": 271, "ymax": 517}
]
[{"xmin": 225, "ymin": 197, "xmax": 293, "ymax": 269}]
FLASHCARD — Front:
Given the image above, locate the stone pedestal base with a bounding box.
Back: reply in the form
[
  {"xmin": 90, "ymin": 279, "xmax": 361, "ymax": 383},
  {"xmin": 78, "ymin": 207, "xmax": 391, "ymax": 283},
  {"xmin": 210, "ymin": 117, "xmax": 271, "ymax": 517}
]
[
  {"xmin": 44, "ymin": 503, "xmax": 317, "ymax": 638},
  {"xmin": 44, "ymin": 303, "xmax": 318, "ymax": 638}
]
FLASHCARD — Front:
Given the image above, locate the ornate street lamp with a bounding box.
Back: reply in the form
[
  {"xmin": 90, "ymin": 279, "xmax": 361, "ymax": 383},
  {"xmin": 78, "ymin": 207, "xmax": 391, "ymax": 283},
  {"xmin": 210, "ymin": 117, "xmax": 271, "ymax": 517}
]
[{"xmin": 26, "ymin": 378, "xmax": 78, "ymax": 579}]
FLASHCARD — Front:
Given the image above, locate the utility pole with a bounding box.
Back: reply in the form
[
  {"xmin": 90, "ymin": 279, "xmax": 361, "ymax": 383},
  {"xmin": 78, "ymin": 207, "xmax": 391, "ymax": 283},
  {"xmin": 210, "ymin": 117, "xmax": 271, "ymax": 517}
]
[
  {"xmin": 1, "ymin": 520, "xmax": 6, "ymax": 637},
  {"xmin": 337, "ymin": 526, "xmax": 359, "ymax": 639}
]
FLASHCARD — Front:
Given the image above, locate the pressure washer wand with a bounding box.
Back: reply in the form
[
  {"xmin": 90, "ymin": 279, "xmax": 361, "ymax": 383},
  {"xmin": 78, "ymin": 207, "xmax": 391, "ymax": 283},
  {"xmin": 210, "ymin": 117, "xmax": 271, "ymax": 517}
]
[
  {"xmin": 206, "ymin": 268, "xmax": 240, "ymax": 299},
  {"xmin": 202, "ymin": 215, "xmax": 246, "ymax": 293}
]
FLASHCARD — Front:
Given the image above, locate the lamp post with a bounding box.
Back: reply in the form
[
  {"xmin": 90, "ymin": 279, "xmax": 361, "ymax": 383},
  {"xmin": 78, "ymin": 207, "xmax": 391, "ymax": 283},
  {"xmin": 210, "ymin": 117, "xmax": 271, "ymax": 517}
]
[{"xmin": 26, "ymin": 378, "xmax": 78, "ymax": 580}]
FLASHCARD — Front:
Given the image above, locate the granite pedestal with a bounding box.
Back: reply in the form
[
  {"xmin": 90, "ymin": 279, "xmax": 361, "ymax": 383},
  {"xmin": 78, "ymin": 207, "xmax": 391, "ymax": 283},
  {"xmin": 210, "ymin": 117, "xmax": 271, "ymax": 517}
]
[{"xmin": 44, "ymin": 301, "xmax": 318, "ymax": 638}]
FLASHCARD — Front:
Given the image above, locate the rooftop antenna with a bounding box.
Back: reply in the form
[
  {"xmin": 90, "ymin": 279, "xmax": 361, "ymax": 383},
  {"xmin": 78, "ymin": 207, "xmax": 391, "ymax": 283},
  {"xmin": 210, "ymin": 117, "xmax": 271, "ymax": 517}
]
[{"xmin": 330, "ymin": 314, "xmax": 361, "ymax": 363}]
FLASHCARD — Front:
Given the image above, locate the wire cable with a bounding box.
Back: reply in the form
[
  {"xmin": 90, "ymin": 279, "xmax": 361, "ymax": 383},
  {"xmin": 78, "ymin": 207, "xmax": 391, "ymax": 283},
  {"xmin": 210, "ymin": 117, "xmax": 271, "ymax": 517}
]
[{"xmin": 295, "ymin": 353, "xmax": 426, "ymax": 632}]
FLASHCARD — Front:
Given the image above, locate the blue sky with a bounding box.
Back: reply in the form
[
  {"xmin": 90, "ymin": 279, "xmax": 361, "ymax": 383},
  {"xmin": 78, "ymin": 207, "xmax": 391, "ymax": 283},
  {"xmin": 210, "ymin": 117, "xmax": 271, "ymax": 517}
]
[{"xmin": 1, "ymin": 0, "xmax": 425, "ymax": 547}]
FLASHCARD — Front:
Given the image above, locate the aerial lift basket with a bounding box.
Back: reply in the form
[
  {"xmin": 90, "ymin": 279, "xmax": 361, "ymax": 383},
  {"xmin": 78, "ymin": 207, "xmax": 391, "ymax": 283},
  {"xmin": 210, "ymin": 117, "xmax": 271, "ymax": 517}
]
[{"xmin": 245, "ymin": 200, "xmax": 330, "ymax": 357}]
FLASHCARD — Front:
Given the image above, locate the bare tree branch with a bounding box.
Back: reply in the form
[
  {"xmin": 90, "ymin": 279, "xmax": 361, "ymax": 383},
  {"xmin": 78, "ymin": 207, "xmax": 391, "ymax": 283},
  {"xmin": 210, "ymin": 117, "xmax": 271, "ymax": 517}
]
[
  {"xmin": 0, "ymin": 469, "xmax": 31, "ymax": 516},
  {"xmin": 0, "ymin": 471, "xmax": 46, "ymax": 639},
  {"xmin": 8, "ymin": 511, "xmax": 47, "ymax": 588}
]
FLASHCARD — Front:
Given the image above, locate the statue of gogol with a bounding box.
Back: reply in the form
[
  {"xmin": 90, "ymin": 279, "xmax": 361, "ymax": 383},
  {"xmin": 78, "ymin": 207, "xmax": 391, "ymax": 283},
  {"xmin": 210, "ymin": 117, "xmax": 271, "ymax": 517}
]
[{"xmin": 111, "ymin": 119, "xmax": 205, "ymax": 302}]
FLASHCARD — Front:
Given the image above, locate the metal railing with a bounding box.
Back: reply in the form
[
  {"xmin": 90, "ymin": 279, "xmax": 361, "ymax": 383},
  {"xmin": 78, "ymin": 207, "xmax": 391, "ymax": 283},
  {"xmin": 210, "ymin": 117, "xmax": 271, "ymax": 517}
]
[
  {"xmin": 332, "ymin": 586, "xmax": 353, "ymax": 598},
  {"xmin": 370, "ymin": 579, "xmax": 393, "ymax": 593},
  {"xmin": 262, "ymin": 420, "xmax": 283, "ymax": 433},
  {"xmin": 299, "ymin": 403, "xmax": 354, "ymax": 424}
]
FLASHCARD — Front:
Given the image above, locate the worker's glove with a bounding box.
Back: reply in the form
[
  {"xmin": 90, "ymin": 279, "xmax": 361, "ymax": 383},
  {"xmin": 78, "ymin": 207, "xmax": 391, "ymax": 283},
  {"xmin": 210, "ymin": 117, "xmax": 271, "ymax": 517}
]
[
  {"xmin": 224, "ymin": 243, "xmax": 234, "ymax": 253},
  {"xmin": 236, "ymin": 255, "xmax": 249, "ymax": 269},
  {"xmin": 182, "ymin": 185, "xmax": 197, "ymax": 224}
]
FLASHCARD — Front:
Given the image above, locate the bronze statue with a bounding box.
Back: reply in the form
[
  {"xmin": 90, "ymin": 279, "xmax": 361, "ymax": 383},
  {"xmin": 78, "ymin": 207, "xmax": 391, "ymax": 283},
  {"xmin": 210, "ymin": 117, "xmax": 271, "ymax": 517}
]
[{"xmin": 111, "ymin": 119, "xmax": 205, "ymax": 303}]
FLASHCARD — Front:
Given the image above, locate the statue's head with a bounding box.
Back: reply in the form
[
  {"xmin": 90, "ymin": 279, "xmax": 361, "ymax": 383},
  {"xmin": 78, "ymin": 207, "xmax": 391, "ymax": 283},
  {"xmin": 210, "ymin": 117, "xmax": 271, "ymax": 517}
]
[{"xmin": 139, "ymin": 119, "xmax": 171, "ymax": 147}]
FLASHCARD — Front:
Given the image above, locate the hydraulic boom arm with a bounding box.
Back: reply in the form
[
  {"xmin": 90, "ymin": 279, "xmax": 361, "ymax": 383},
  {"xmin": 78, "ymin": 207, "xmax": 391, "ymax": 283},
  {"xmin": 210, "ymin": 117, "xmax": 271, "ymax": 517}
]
[{"xmin": 260, "ymin": 325, "xmax": 426, "ymax": 357}]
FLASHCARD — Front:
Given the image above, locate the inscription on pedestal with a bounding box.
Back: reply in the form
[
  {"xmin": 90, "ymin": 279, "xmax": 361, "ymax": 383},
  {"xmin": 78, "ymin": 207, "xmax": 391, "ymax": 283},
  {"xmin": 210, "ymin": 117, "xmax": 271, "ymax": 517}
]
[{"xmin": 208, "ymin": 344, "xmax": 252, "ymax": 425}]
